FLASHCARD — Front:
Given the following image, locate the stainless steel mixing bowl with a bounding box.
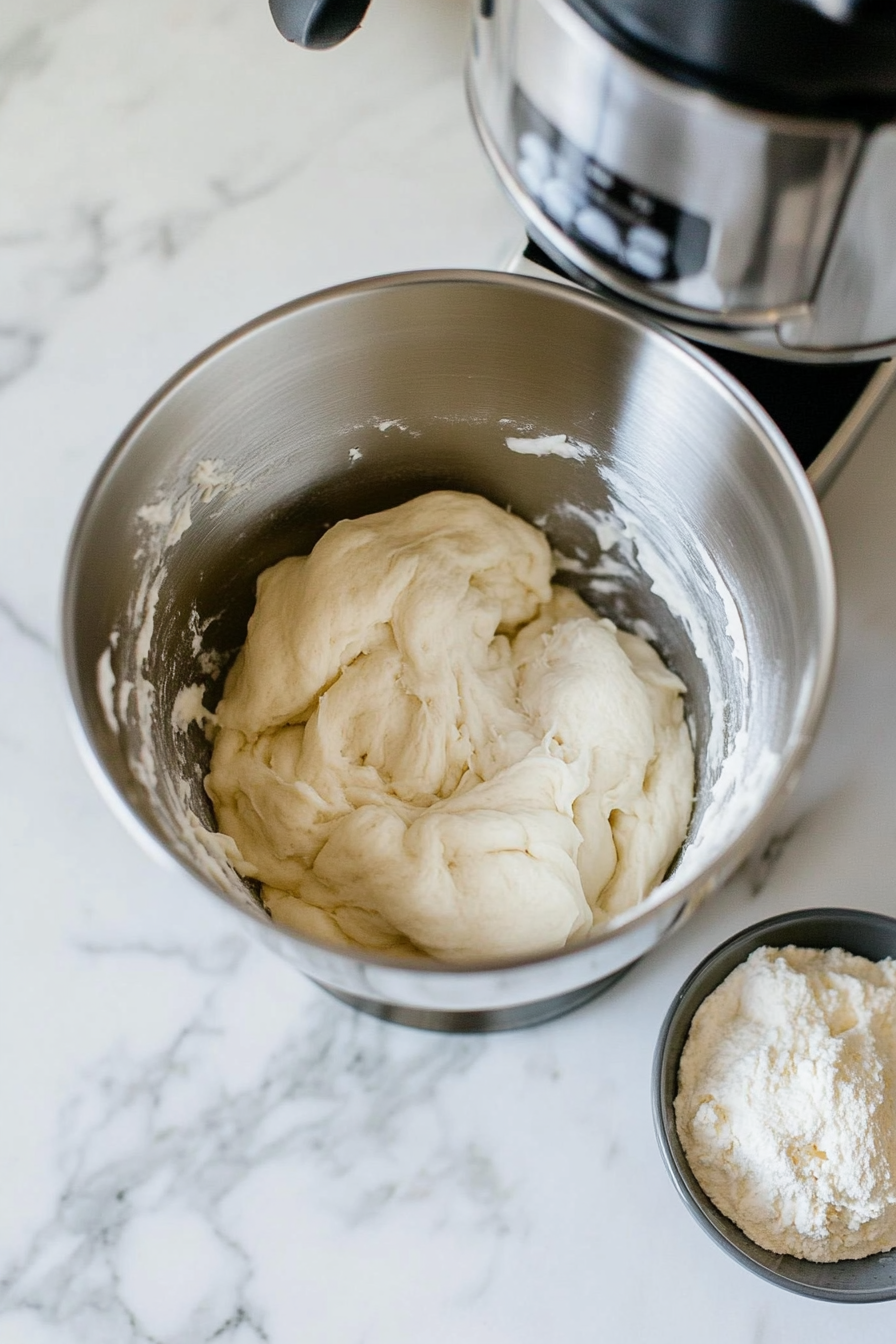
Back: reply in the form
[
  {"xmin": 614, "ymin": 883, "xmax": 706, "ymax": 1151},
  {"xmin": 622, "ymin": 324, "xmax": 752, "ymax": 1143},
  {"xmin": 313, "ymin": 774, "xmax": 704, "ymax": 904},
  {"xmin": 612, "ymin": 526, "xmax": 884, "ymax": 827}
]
[{"xmin": 62, "ymin": 270, "xmax": 836, "ymax": 1030}]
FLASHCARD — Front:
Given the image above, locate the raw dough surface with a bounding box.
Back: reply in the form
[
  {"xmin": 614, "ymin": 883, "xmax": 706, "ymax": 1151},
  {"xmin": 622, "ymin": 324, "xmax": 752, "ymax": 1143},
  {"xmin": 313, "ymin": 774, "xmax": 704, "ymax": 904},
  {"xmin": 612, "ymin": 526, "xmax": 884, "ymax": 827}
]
[
  {"xmin": 676, "ymin": 945, "xmax": 896, "ymax": 1261},
  {"xmin": 206, "ymin": 491, "xmax": 693, "ymax": 962}
]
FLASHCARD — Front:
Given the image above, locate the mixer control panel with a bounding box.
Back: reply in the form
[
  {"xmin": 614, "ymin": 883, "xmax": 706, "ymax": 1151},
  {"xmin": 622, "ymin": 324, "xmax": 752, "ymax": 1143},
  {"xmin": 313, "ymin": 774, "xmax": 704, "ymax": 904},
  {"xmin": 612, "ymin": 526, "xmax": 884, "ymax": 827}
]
[{"xmin": 512, "ymin": 89, "xmax": 710, "ymax": 285}]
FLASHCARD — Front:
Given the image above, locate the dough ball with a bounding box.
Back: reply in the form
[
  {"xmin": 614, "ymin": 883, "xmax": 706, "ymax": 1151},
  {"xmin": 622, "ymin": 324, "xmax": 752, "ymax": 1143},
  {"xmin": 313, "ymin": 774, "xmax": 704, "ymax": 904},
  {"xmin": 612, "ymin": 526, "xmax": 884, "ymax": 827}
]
[{"xmin": 206, "ymin": 490, "xmax": 694, "ymax": 963}]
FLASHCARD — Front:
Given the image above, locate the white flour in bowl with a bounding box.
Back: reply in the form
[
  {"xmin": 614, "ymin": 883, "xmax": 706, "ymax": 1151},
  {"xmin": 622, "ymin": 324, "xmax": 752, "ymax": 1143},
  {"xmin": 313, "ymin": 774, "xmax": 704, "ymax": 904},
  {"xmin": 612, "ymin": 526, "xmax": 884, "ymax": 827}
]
[{"xmin": 675, "ymin": 944, "xmax": 896, "ymax": 1262}]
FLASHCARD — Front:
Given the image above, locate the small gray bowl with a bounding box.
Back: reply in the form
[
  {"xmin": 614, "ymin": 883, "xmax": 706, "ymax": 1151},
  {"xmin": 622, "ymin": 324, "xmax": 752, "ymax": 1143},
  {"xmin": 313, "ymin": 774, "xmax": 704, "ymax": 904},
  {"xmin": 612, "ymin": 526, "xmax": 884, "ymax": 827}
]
[{"xmin": 653, "ymin": 907, "xmax": 896, "ymax": 1303}]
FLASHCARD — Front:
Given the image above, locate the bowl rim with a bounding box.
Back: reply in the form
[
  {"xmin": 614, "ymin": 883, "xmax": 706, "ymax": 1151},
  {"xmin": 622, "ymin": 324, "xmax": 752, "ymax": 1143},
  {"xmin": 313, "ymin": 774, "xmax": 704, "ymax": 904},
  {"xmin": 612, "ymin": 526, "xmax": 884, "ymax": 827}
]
[
  {"xmin": 60, "ymin": 268, "xmax": 838, "ymax": 978},
  {"xmin": 653, "ymin": 905, "xmax": 896, "ymax": 1302}
]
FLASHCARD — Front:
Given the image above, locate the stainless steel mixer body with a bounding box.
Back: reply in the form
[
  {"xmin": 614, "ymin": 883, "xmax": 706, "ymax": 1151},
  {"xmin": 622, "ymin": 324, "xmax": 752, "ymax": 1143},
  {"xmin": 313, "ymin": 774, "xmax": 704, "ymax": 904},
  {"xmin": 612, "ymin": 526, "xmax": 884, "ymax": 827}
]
[{"xmin": 467, "ymin": 0, "xmax": 896, "ymax": 360}]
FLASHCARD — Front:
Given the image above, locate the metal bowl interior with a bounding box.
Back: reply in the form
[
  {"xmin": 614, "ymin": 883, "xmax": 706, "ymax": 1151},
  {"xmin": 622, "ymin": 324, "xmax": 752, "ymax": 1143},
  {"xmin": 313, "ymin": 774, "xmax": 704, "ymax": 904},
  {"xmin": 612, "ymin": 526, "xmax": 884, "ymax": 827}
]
[
  {"xmin": 62, "ymin": 271, "xmax": 835, "ymax": 1024},
  {"xmin": 653, "ymin": 908, "xmax": 896, "ymax": 1303}
]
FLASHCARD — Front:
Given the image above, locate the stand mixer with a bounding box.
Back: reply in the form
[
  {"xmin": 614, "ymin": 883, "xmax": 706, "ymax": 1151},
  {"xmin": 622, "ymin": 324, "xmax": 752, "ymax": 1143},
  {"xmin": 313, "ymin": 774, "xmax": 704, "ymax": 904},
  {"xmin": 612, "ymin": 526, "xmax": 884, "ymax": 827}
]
[
  {"xmin": 61, "ymin": 0, "xmax": 842, "ymax": 1028},
  {"xmin": 268, "ymin": 0, "xmax": 896, "ymax": 487}
]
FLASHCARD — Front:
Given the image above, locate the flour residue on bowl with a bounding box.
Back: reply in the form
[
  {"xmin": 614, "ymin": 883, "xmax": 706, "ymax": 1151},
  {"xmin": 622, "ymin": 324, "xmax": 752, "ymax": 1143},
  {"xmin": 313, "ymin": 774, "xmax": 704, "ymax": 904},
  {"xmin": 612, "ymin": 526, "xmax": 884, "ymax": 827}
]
[
  {"xmin": 96, "ymin": 645, "xmax": 118, "ymax": 734},
  {"xmin": 171, "ymin": 682, "xmax": 215, "ymax": 735},
  {"xmin": 95, "ymin": 457, "xmax": 255, "ymax": 908},
  {"xmin": 505, "ymin": 433, "xmax": 593, "ymax": 461},
  {"xmin": 540, "ymin": 469, "xmax": 769, "ymax": 884},
  {"xmin": 369, "ymin": 417, "xmax": 422, "ymax": 438}
]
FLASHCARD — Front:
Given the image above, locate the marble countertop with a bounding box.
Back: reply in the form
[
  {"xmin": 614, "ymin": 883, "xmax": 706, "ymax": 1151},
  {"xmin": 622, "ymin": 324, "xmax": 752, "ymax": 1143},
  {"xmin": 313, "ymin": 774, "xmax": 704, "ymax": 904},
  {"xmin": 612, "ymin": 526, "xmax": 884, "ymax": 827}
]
[{"xmin": 3, "ymin": 1, "xmax": 896, "ymax": 1339}]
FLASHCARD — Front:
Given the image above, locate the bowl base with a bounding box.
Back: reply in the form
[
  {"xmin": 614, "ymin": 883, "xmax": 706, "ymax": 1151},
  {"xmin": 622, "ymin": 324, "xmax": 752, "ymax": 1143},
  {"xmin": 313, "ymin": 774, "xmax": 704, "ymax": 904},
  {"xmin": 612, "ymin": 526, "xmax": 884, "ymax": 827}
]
[{"xmin": 314, "ymin": 963, "xmax": 636, "ymax": 1032}]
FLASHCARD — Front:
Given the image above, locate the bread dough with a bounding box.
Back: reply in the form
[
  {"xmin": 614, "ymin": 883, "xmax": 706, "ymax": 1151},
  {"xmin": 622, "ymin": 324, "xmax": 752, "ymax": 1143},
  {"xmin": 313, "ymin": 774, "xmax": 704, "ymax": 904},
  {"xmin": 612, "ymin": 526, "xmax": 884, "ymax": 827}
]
[
  {"xmin": 205, "ymin": 491, "xmax": 694, "ymax": 962},
  {"xmin": 675, "ymin": 945, "xmax": 896, "ymax": 1261}
]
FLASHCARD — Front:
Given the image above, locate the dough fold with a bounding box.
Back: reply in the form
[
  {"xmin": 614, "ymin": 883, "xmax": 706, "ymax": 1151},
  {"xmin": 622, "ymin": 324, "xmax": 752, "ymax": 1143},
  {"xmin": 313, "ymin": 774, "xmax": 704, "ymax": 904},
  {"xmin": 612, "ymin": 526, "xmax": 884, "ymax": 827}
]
[{"xmin": 206, "ymin": 491, "xmax": 694, "ymax": 962}]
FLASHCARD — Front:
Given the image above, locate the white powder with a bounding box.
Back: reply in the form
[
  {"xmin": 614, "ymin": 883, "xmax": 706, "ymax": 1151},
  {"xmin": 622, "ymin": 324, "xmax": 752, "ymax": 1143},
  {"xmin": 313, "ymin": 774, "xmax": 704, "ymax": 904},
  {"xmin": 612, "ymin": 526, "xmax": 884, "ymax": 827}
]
[
  {"xmin": 675, "ymin": 944, "xmax": 896, "ymax": 1262},
  {"xmin": 96, "ymin": 647, "xmax": 118, "ymax": 734},
  {"xmin": 137, "ymin": 501, "xmax": 173, "ymax": 527},
  {"xmin": 191, "ymin": 458, "xmax": 236, "ymax": 503},
  {"xmin": 92, "ymin": 458, "xmax": 255, "ymax": 910},
  {"xmin": 164, "ymin": 500, "xmax": 192, "ymax": 548},
  {"xmin": 171, "ymin": 682, "xmax": 215, "ymax": 734},
  {"xmin": 505, "ymin": 434, "xmax": 592, "ymax": 461}
]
